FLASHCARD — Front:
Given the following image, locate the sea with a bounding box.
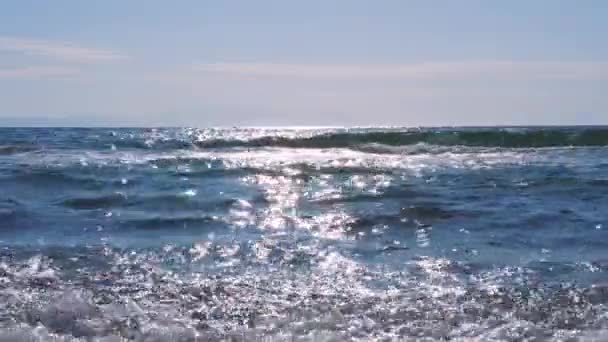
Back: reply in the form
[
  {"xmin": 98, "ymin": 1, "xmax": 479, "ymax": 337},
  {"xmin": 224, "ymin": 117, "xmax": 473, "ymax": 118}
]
[{"xmin": 0, "ymin": 126, "xmax": 607, "ymax": 341}]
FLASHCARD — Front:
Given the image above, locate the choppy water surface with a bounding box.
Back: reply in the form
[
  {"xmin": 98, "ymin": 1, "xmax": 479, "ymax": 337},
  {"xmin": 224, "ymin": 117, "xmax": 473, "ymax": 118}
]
[{"xmin": 1, "ymin": 127, "xmax": 608, "ymax": 341}]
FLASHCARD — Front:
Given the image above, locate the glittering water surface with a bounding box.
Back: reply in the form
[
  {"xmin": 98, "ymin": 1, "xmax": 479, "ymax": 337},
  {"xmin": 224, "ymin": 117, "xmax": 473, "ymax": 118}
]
[{"xmin": 1, "ymin": 127, "xmax": 608, "ymax": 341}]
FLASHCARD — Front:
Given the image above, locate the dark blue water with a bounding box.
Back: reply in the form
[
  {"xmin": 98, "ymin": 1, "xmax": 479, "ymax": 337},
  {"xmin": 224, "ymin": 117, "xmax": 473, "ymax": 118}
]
[{"xmin": 1, "ymin": 127, "xmax": 608, "ymax": 341}]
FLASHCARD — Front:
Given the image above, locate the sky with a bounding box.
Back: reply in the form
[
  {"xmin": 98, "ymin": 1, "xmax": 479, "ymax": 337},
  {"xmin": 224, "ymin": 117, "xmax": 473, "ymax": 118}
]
[{"xmin": 0, "ymin": 0, "xmax": 607, "ymax": 127}]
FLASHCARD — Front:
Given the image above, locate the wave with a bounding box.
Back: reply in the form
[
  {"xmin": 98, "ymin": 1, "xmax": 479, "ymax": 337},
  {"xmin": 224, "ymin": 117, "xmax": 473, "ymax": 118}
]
[
  {"xmin": 0, "ymin": 198, "xmax": 21, "ymax": 220},
  {"xmin": 0, "ymin": 144, "xmax": 39, "ymax": 155},
  {"xmin": 12, "ymin": 168, "xmax": 106, "ymax": 189},
  {"xmin": 192, "ymin": 128, "xmax": 608, "ymax": 149},
  {"xmin": 120, "ymin": 215, "xmax": 221, "ymax": 230},
  {"xmin": 61, "ymin": 193, "xmax": 129, "ymax": 210},
  {"xmin": 59, "ymin": 192, "xmax": 255, "ymax": 212},
  {"xmin": 6, "ymin": 127, "xmax": 608, "ymax": 153}
]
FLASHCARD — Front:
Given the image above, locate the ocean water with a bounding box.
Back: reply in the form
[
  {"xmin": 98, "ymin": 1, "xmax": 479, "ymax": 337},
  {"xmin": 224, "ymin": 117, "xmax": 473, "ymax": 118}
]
[{"xmin": 0, "ymin": 127, "xmax": 608, "ymax": 341}]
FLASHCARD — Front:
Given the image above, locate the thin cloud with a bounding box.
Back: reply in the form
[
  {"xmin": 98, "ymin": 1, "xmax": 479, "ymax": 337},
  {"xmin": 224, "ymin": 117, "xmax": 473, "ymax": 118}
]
[
  {"xmin": 0, "ymin": 66, "xmax": 79, "ymax": 79},
  {"xmin": 193, "ymin": 61, "xmax": 608, "ymax": 80},
  {"xmin": 0, "ymin": 36, "xmax": 128, "ymax": 63}
]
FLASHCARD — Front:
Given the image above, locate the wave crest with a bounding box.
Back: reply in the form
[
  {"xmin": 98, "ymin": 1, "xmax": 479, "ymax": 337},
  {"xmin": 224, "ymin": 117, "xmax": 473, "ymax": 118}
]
[{"xmin": 192, "ymin": 128, "xmax": 608, "ymax": 149}]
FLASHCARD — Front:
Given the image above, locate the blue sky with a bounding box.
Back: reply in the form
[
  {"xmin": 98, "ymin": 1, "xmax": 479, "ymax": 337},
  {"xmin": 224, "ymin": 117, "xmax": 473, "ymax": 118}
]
[{"xmin": 0, "ymin": 0, "xmax": 607, "ymax": 126}]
